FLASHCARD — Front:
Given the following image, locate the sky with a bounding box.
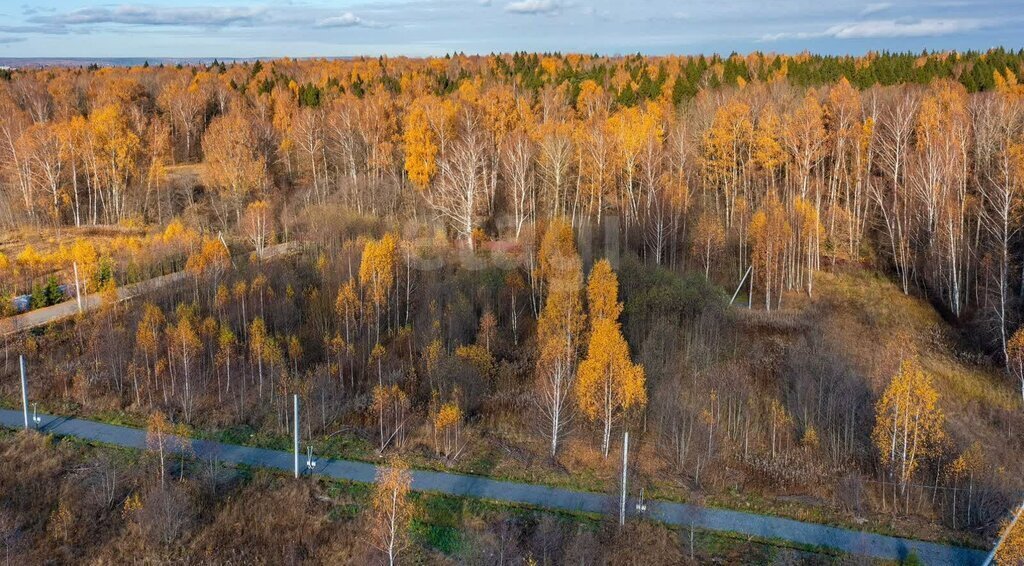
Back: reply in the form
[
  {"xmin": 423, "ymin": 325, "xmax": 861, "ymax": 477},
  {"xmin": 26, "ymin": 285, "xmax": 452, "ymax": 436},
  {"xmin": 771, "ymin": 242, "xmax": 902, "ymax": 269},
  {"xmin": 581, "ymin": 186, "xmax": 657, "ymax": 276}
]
[{"xmin": 0, "ymin": 0, "xmax": 1020, "ymax": 59}]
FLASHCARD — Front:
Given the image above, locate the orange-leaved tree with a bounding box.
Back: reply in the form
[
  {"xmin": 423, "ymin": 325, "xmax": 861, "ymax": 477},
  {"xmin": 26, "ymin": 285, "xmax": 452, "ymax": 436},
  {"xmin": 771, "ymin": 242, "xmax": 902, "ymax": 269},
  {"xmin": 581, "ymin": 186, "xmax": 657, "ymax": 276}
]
[
  {"xmin": 691, "ymin": 211, "xmax": 725, "ymax": 278},
  {"xmin": 534, "ymin": 218, "xmax": 585, "ymax": 457},
  {"xmin": 585, "ymin": 258, "xmax": 623, "ymax": 325},
  {"xmin": 146, "ymin": 410, "xmax": 173, "ymax": 488},
  {"xmin": 872, "ymin": 357, "xmax": 944, "ymax": 506},
  {"xmin": 201, "ymin": 106, "xmax": 267, "ymax": 224},
  {"xmin": 369, "ymin": 458, "xmax": 413, "ymax": 566},
  {"xmin": 749, "ymin": 194, "xmax": 792, "ymax": 311},
  {"xmin": 576, "ymin": 318, "xmax": 646, "ymax": 458},
  {"xmin": 433, "ymin": 401, "xmax": 464, "ymax": 462},
  {"xmin": 995, "ymin": 507, "xmax": 1024, "ymax": 566},
  {"xmin": 334, "ymin": 278, "xmax": 359, "ymax": 345},
  {"xmin": 241, "ymin": 200, "xmax": 274, "ymax": 260},
  {"xmin": 1006, "ymin": 327, "xmax": 1024, "ymax": 408},
  {"xmin": 359, "ymin": 233, "xmax": 398, "ymax": 342},
  {"xmin": 402, "ymin": 100, "xmax": 439, "ymax": 191},
  {"xmin": 575, "ymin": 259, "xmax": 645, "ymax": 457},
  {"xmin": 135, "ymin": 302, "xmax": 165, "ymax": 406}
]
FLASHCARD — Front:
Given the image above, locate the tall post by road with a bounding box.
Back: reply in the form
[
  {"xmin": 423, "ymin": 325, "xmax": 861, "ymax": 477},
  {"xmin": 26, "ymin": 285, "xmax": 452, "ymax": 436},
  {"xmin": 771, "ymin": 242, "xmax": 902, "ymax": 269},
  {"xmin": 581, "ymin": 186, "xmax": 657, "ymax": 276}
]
[
  {"xmin": 293, "ymin": 394, "xmax": 300, "ymax": 478},
  {"xmin": 73, "ymin": 261, "xmax": 83, "ymax": 313},
  {"xmin": 620, "ymin": 431, "xmax": 629, "ymax": 526},
  {"xmin": 20, "ymin": 355, "xmax": 28, "ymax": 429}
]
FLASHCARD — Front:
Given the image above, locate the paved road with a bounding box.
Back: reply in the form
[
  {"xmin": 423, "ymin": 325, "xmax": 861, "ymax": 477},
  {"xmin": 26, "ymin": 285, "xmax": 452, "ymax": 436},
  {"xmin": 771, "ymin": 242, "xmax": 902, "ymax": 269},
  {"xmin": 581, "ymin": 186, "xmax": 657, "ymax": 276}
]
[
  {"xmin": 0, "ymin": 242, "xmax": 296, "ymax": 337},
  {"xmin": 0, "ymin": 409, "xmax": 986, "ymax": 565}
]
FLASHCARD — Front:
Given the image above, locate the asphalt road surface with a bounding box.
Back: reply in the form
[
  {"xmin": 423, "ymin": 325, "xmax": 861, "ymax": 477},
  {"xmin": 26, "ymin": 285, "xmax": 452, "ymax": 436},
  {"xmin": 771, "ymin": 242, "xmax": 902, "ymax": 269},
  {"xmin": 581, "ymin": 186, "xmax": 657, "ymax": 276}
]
[
  {"xmin": 0, "ymin": 408, "xmax": 987, "ymax": 565},
  {"xmin": 0, "ymin": 242, "xmax": 295, "ymax": 337}
]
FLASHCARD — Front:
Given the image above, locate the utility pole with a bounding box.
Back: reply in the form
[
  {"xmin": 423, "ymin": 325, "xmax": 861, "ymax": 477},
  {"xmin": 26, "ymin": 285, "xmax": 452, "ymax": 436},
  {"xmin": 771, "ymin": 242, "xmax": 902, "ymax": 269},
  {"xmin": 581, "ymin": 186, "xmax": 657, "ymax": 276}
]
[
  {"xmin": 73, "ymin": 261, "xmax": 83, "ymax": 313},
  {"xmin": 20, "ymin": 355, "xmax": 29, "ymax": 429},
  {"xmin": 729, "ymin": 266, "xmax": 752, "ymax": 306},
  {"xmin": 620, "ymin": 431, "xmax": 629, "ymax": 526},
  {"xmin": 748, "ymin": 266, "xmax": 753, "ymax": 309},
  {"xmin": 984, "ymin": 499, "xmax": 1024, "ymax": 566},
  {"xmin": 293, "ymin": 394, "xmax": 300, "ymax": 478}
]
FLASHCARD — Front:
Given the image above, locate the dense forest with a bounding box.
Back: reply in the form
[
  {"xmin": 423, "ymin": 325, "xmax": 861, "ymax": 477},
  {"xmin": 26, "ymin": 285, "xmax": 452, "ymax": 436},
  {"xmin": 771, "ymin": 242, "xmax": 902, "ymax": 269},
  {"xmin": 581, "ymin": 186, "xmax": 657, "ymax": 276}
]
[{"xmin": 1, "ymin": 49, "xmax": 1023, "ymax": 562}]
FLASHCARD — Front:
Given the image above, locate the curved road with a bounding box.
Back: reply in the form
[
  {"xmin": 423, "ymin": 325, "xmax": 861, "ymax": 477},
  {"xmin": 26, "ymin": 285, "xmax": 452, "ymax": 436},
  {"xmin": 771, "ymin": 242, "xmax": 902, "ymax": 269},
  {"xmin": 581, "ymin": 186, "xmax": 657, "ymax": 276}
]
[
  {"xmin": 0, "ymin": 409, "xmax": 985, "ymax": 564},
  {"xmin": 0, "ymin": 242, "xmax": 296, "ymax": 337}
]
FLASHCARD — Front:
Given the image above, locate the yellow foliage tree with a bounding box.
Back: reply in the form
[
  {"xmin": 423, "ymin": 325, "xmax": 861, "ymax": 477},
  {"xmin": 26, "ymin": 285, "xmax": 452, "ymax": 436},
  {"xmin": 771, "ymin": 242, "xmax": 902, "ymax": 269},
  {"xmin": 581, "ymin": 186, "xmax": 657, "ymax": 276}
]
[
  {"xmin": 146, "ymin": 411, "xmax": 173, "ymax": 487},
  {"xmin": 535, "ymin": 218, "xmax": 585, "ymax": 457},
  {"xmin": 201, "ymin": 106, "xmax": 267, "ymax": 223},
  {"xmin": 136, "ymin": 302, "xmax": 165, "ymax": 404},
  {"xmin": 433, "ymin": 401, "xmax": 464, "ymax": 461},
  {"xmin": 576, "ymin": 318, "xmax": 646, "ymax": 458},
  {"xmin": 700, "ymin": 100, "xmax": 752, "ymax": 228},
  {"xmin": 946, "ymin": 441, "xmax": 983, "ymax": 529},
  {"xmin": 89, "ymin": 104, "xmax": 141, "ymax": 222},
  {"xmin": 369, "ymin": 458, "xmax": 413, "ymax": 566},
  {"xmin": 783, "ymin": 93, "xmax": 827, "ymax": 198},
  {"xmin": 476, "ymin": 310, "xmax": 497, "ymax": 353},
  {"xmin": 1006, "ymin": 327, "xmax": 1024, "ymax": 408},
  {"xmin": 403, "ymin": 101, "xmax": 438, "ymax": 190},
  {"xmin": 69, "ymin": 239, "xmax": 99, "ymax": 299},
  {"xmin": 793, "ymin": 196, "xmax": 824, "ymax": 295},
  {"xmin": 753, "ymin": 108, "xmax": 785, "ymax": 183},
  {"xmin": 749, "ymin": 194, "xmax": 792, "ymax": 311},
  {"xmin": 872, "ymin": 358, "xmax": 944, "ymax": 501},
  {"xmin": 16, "ymin": 244, "xmax": 46, "ymax": 281},
  {"xmin": 456, "ymin": 343, "xmax": 494, "ymax": 378},
  {"xmin": 995, "ymin": 507, "xmax": 1024, "ymax": 566},
  {"xmin": 371, "ymin": 383, "xmax": 409, "ymax": 453},
  {"xmin": 586, "ymin": 258, "xmax": 623, "ymax": 326},
  {"xmin": 691, "ymin": 211, "xmax": 725, "ymax": 278},
  {"xmin": 359, "ymin": 233, "xmax": 398, "ymax": 342},
  {"xmin": 334, "ymin": 278, "xmax": 359, "ymax": 344},
  {"xmin": 241, "ymin": 200, "xmax": 274, "ymax": 260}
]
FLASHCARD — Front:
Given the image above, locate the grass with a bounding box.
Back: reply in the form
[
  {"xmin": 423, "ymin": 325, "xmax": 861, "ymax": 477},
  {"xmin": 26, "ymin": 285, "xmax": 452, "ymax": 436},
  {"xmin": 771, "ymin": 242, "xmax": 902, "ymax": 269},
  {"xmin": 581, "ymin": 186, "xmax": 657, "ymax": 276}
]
[
  {"xmin": 0, "ymin": 423, "xmax": 900, "ymax": 563},
  {"xmin": 4, "ymin": 265, "xmax": 1013, "ymax": 554},
  {"xmin": 0, "ymin": 386, "xmax": 983, "ymax": 551},
  {"xmin": 924, "ymin": 354, "xmax": 1017, "ymax": 412}
]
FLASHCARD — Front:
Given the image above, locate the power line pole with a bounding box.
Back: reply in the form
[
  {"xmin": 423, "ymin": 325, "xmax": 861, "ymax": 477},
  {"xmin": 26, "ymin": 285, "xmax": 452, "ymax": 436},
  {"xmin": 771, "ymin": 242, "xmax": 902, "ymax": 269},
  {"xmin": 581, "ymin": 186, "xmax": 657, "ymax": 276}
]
[
  {"xmin": 293, "ymin": 394, "xmax": 300, "ymax": 478},
  {"xmin": 729, "ymin": 266, "xmax": 752, "ymax": 306},
  {"xmin": 73, "ymin": 261, "xmax": 83, "ymax": 313},
  {"xmin": 20, "ymin": 355, "xmax": 28, "ymax": 430},
  {"xmin": 620, "ymin": 431, "xmax": 629, "ymax": 526},
  {"xmin": 983, "ymin": 499, "xmax": 1024, "ymax": 566},
  {"xmin": 748, "ymin": 265, "xmax": 754, "ymax": 309}
]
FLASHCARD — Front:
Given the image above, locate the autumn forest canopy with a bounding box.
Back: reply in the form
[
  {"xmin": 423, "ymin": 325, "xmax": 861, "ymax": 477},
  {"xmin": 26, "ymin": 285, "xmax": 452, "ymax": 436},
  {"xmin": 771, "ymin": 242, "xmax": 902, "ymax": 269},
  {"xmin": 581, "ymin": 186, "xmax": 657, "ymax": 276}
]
[{"xmin": 1, "ymin": 48, "xmax": 1024, "ymax": 563}]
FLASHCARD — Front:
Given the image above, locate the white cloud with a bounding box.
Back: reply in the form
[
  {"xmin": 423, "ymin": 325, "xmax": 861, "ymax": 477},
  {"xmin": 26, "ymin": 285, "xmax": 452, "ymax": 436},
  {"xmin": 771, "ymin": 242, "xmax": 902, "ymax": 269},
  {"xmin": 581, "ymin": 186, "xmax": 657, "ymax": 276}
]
[
  {"xmin": 827, "ymin": 18, "xmax": 983, "ymax": 38},
  {"xmin": 37, "ymin": 5, "xmax": 266, "ymax": 27},
  {"xmin": 32, "ymin": 4, "xmax": 387, "ymax": 31},
  {"xmin": 504, "ymin": 0, "xmax": 562, "ymax": 16},
  {"xmin": 315, "ymin": 12, "xmax": 378, "ymax": 28},
  {"xmin": 762, "ymin": 18, "xmax": 985, "ymax": 41},
  {"xmin": 860, "ymin": 3, "xmax": 891, "ymax": 17}
]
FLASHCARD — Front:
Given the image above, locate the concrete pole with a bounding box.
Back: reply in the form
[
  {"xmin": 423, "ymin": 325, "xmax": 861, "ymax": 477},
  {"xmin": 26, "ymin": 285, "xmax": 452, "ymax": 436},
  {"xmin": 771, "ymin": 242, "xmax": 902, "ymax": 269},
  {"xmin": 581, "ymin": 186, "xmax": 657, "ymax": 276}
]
[
  {"xmin": 620, "ymin": 431, "xmax": 629, "ymax": 526},
  {"xmin": 20, "ymin": 355, "xmax": 28, "ymax": 429},
  {"xmin": 73, "ymin": 261, "xmax": 83, "ymax": 312},
  {"xmin": 729, "ymin": 266, "xmax": 753, "ymax": 306},
  {"xmin": 748, "ymin": 265, "xmax": 754, "ymax": 309},
  {"xmin": 983, "ymin": 500, "xmax": 1024, "ymax": 566},
  {"xmin": 293, "ymin": 394, "xmax": 300, "ymax": 478}
]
